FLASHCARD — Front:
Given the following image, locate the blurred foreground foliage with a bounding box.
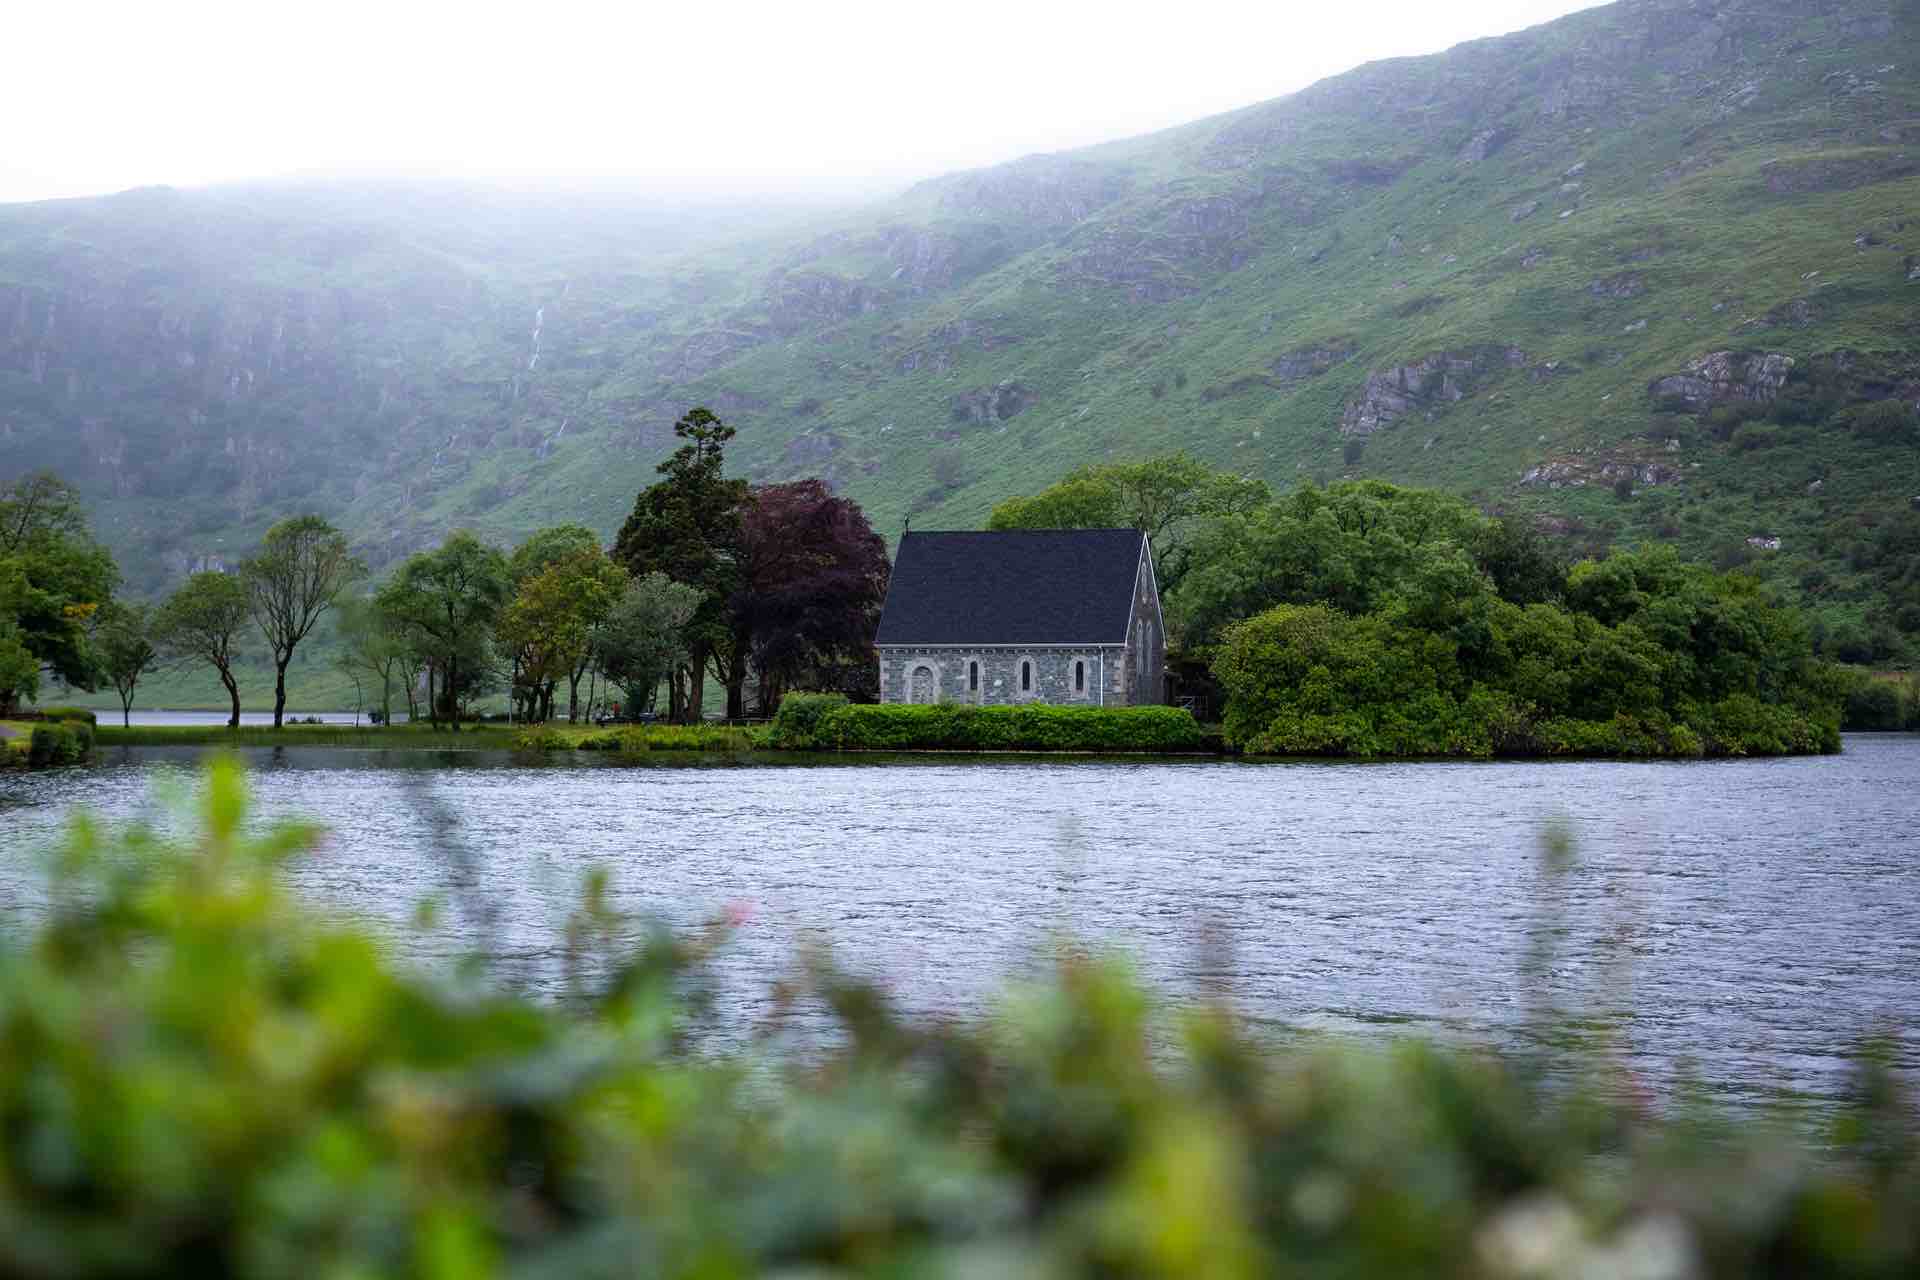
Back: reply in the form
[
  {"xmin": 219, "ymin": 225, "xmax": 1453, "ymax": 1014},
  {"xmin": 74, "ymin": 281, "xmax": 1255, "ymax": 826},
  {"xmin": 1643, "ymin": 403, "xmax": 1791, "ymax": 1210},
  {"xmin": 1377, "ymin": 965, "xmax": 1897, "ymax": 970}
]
[{"xmin": 2, "ymin": 758, "xmax": 1916, "ymax": 1278}]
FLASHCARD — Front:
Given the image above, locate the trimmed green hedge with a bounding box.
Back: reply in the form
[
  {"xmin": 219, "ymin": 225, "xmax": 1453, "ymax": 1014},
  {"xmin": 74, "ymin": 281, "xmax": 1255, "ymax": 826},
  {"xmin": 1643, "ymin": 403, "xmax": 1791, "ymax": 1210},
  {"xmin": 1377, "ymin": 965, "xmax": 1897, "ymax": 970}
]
[
  {"xmin": 775, "ymin": 701, "xmax": 1208, "ymax": 752},
  {"xmin": 513, "ymin": 724, "xmax": 757, "ymax": 753}
]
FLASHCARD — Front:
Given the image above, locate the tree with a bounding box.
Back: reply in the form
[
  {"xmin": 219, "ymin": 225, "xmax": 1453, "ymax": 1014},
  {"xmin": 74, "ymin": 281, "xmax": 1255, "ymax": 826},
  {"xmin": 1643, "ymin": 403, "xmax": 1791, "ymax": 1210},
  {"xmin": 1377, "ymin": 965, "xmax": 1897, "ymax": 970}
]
[
  {"xmin": 594, "ymin": 573, "xmax": 704, "ymax": 715},
  {"xmin": 989, "ymin": 453, "xmax": 1269, "ymax": 593},
  {"xmin": 241, "ymin": 516, "xmax": 363, "ymax": 728},
  {"xmin": 332, "ymin": 596, "xmax": 409, "ymax": 727},
  {"xmin": 612, "ymin": 408, "xmax": 747, "ymax": 722},
  {"xmin": 0, "ymin": 472, "xmax": 119, "ymax": 711},
  {"xmin": 1172, "ymin": 480, "xmax": 1491, "ymax": 646},
  {"xmin": 377, "ymin": 532, "xmax": 510, "ymax": 731},
  {"xmin": 501, "ymin": 527, "xmax": 623, "ymax": 722},
  {"xmin": 154, "ymin": 572, "xmax": 252, "ymax": 728},
  {"xmin": 497, "ymin": 548, "xmax": 627, "ymax": 723},
  {"xmin": 0, "ymin": 560, "xmax": 42, "ymax": 713},
  {"xmin": 94, "ymin": 602, "xmax": 161, "ymax": 728},
  {"xmin": 729, "ymin": 480, "xmax": 890, "ymax": 716}
]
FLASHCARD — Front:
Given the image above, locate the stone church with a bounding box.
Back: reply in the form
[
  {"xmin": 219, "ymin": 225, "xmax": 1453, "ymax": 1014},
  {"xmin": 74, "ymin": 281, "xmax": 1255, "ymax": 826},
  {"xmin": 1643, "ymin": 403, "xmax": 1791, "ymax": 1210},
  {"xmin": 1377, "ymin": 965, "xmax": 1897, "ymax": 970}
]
[{"xmin": 874, "ymin": 528, "xmax": 1166, "ymax": 706}]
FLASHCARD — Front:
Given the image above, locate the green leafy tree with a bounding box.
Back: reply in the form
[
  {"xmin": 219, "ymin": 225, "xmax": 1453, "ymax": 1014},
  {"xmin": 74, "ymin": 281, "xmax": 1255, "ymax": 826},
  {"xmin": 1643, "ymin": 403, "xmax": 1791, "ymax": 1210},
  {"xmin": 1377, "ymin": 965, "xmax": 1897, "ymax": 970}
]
[
  {"xmin": 989, "ymin": 453, "xmax": 1269, "ymax": 593},
  {"xmin": 1174, "ymin": 480, "xmax": 1491, "ymax": 646},
  {"xmin": 331, "ymin": 596, "xmax": 410, "ymax": 727},
  {"xmin": 240, "ymin": 516, "xmax": 364, "ymax": 728},
  {"xmin": 154, "ymin": 571, "xmax": 251, "ymax": 728},
  {"xmin": 377, "ymin": 531, "xmax": 510, "ymax": 731},
  {"xmin": 0, "ymin": 560, "xmax": 42, "ymax": 712},
  {"xmin": 0, "ymin": 472, "xmax": 119, "ymax": 711},
  {"xmin": 498, "ymin": 548, "xmax": 628, "ymax": 723},
  {"xmin": 593, "ymin": 572, "xmax": 704, "ymax": 715},
  {"xmin": 93, "ymin": 602, "xmax": 160, "ymax": 728},
  {"xmin": 499, "ymin": 529, "xmax": 618, "ymax": 725},
  {"xmin": 612, "ymin": 408, "xmax": 747, "ymax": 722}
]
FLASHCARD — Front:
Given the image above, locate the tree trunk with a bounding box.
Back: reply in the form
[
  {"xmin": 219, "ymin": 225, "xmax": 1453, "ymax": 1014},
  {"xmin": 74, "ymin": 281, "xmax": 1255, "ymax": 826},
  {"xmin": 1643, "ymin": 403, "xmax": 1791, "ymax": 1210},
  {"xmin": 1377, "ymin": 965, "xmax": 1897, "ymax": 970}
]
[
  {"xmin": 449, "ymin": 653, "xmax": 461, "ymax": 732},
  {"xmin": 568, "ymin": 665, "xmax": 584, "ymax": 723},
  {"xmin": 221, "ymin": 665, "xmax": 240, "ymax": 729},
  {"xmin": 726, "ymin": 674, "xmax": 745, "ymax": 721},
  {"xmin": 687, "ymin": 650, "xmax": 708, "ymax": 725},
  {"xmin": 427, "ymin": 662, "xmax": 439, "ymax": 729},
  {"xmin": 668, "ymin": 667, "xmax": 685, "ymax": 723},
  {"xmin": 273, "ymin": 657, "xmax": 290, "ymax": 728}
]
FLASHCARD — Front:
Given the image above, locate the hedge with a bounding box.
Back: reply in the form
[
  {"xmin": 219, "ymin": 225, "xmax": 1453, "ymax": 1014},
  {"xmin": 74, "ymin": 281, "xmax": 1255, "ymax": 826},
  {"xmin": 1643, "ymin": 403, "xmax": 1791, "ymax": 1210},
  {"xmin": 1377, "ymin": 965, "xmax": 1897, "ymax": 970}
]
[
  {"xmin": 513, "ymin": 724, "xmax": 757, "ymax": 753},
  {"xmin": 773, "ymin": 700, "xmax": 1208, "ymax": 752}
]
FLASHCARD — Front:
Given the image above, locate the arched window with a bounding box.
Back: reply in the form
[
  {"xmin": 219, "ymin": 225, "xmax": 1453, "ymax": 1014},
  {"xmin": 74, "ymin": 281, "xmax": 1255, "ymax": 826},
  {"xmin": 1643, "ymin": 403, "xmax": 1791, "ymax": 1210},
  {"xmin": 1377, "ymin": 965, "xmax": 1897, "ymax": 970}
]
[
  {"xmin": 1074, "ymin": 660, "xmax": 1085, "ymax": 693},
  {"xmin": 1020, "ymin": 660, "xmax": 1032, "ymax": 693},
  {"xmin": 910, "ymin": 665, "xmax": 936, "ymax": 704},
  {"xmin": 969, "ymin": 661, "xmax": 979, "ymax": 693}
]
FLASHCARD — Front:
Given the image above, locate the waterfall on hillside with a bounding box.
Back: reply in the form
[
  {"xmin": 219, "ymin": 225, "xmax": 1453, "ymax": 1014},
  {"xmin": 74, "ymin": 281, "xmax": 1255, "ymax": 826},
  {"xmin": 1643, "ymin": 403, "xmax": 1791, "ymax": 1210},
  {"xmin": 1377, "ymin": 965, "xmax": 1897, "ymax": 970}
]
[{"xmin": 528, "ymin": 307, "xmax": 544, "ymax": 371}]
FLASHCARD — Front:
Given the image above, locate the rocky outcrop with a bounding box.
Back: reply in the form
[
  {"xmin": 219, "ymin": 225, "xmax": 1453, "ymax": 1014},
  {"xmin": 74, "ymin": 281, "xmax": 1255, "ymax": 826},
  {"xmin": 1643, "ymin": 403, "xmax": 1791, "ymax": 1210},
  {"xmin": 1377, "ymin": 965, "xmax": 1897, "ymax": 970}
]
[
  {"xmin": 1762, "ymin": 150, "xmax": 1920, "ymax": 195},
  {"xmin": 950, "ymin": 381, "xmax": 1031, "ymax": 425},
  {"xmin": 784, "ymin": 431, "xmax": 843, "ymax": 468},
  {"xmin": 1052, "ymin": 190, "xmax": 1264, "ymax": 301},
  {"xmin": 1589, "ymin": 273, "xmax": 1647, "ymax": 299},
  {"xmin": 1520, "ymin": 457, "xmax": 1680, "ymax": 490},
  {"xmin": 925, "ymin": 155, "xmax": 1129, "ymax": 228},
  {"xmin": 666, "ymin": 329, "xmax": 765, "ymax": 379},
  {"xmin": 891, "ymin": 317, "xmax": 1020, "ymax": 374},
  {"xmin": 1457, "ymin": 127, "xmax": 1513, "ymax": 164},
  {"xmin": 1340, "ymin": 346, "xmax": 1526, "ymax": 437},
  {"xmin": 762, "ymin": 270, "xmax": 883, "ymax": 332},
  {"xmin": 1648, "ymin": 351, "xmax": 1795, "ymax": 411},
  {"xmin": 1270, "ymin": 340, "xmax": 1355, "ymax": 382}
]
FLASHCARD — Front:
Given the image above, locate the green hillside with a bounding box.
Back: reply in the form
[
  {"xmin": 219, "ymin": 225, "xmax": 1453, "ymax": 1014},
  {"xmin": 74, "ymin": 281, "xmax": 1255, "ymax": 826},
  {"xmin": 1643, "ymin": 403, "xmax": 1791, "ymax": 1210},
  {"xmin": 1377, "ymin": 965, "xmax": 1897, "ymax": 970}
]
[{"xmin": 5, "ymin": 0, "xmax": 1920, "ymax": 673}]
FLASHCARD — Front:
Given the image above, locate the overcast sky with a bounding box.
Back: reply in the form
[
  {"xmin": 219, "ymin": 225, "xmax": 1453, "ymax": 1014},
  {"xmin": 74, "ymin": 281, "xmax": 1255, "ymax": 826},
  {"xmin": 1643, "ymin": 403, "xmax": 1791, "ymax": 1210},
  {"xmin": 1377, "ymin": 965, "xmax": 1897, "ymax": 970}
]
[{"xmin": 4, "ymin": 0, "xmax": 1602, "ymax": 204}]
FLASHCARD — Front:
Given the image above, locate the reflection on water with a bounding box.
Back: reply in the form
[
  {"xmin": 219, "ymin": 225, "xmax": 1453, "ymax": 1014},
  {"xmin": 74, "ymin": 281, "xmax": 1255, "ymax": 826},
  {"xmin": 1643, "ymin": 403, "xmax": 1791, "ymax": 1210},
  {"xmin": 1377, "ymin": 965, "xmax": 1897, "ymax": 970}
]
[{"xmin": 5, "ymin": 737, "xmax": 1918, "ymax": 1112}]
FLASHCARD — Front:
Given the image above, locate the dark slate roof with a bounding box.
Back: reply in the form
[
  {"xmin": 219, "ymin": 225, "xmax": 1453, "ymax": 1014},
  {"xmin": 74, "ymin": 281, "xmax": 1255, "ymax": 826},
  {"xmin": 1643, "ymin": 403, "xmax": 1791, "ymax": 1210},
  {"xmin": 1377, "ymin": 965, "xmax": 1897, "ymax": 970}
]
[{"xmin": 874, "ymin": 529, "xmax": 1148, "ymax": 646}]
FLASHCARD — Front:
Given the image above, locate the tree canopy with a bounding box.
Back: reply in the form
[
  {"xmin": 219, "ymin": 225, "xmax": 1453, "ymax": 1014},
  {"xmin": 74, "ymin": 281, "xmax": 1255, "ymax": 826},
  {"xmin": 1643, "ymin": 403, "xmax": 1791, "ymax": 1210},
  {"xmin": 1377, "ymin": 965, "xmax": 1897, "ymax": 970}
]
[
  {"xmin": 241, "ymin": 515, "xmax": 363, "ymax": 727},
  {"xmin": 613, "ymin": 408, "xmax": 748, "ymax": 721},
  {"xmin": 155, "ymin": 572, "xmax": 252, "ymax": 728},
  {"xmin": 988, "ymin": 453, "xmax": 1268, "ymax": 592},
  {"xmin": 0, "ymin": 472, "xmax": 119, "ymax": 710},
  {"xmin": 377, "ymin": 531, "xmax": 510, "ymax": 730}
]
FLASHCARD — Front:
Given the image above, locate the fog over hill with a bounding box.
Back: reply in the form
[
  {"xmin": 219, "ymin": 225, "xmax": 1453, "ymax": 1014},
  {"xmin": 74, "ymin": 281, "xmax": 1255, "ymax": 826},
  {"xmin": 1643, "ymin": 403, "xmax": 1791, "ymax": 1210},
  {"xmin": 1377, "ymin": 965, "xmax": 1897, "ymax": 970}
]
[{"xmin": 3, "ymin": 0, "xmax": 1919, "ymax": 657}]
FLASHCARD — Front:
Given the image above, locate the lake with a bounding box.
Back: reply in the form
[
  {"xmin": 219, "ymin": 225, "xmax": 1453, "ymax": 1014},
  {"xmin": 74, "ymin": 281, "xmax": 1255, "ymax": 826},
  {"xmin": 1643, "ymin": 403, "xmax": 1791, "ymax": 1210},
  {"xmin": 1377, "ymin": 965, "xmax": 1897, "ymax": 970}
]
[{"xmin": 5, "ymin": 736, "xmax": 1918, "ymax": 1115}]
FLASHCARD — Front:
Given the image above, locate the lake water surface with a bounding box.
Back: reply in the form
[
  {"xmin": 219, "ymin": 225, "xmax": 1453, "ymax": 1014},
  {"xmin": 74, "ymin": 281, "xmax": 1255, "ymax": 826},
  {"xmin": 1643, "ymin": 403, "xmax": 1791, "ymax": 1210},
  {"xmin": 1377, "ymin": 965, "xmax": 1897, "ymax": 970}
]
[{"xmin": 5, "ymin": 737, "xmax": 1917, "ymax": 1114}]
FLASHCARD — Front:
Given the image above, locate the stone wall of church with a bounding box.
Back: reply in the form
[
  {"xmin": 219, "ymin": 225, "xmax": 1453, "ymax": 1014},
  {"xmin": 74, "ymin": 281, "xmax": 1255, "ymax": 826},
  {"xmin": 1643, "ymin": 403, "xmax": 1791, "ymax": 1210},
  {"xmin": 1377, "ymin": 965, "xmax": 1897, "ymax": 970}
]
[{"xmin": 878, "ymin": 646, "xmax": 1144, "ymax": 706}]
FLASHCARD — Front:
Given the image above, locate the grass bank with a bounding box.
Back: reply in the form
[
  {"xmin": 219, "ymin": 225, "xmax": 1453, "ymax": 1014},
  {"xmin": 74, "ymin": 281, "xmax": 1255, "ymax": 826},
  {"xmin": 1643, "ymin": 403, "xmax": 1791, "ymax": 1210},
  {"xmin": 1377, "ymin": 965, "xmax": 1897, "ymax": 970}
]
[{"xmin": 97, "ymin": 723, "xmax": 527, "ymax": 750}]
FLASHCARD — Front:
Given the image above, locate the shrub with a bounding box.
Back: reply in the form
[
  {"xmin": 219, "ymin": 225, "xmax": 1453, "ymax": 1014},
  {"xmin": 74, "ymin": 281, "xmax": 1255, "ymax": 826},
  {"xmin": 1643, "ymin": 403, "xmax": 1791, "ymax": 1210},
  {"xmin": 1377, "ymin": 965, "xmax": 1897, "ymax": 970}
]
[
  {"xmin": 767, "ymin": 692, "xmax": 851, "ymax": 749},
  {"xmin": 1342, "ymin": 438, "xmax": 1365, "ymax": 465},
  {"xmin": 806, "ymin": 703, "xmax": 1207, "ymax": 753},
  {"xmin": 1843, "ymin": 674, "xmax": 1906, "ymax": 731},
  {"xmin": 1849, "ymin": 398, "xmax": 1918, "ymax": 444},
  {"xmin": 1730, "ymin": 423, "xmax": 1780, "ymax": 451},
  {"xmin": 26, "ymin": 723, "xmax": 87, "ymax": 766}
]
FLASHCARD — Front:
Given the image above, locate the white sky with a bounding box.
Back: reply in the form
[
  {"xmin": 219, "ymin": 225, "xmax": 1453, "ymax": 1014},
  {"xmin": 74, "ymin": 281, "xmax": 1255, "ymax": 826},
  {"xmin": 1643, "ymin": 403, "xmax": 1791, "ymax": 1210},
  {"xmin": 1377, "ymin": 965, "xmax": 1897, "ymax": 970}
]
[{"xmin": 3, "ymin": 0, "xmax": 1602, "ymax": 204}]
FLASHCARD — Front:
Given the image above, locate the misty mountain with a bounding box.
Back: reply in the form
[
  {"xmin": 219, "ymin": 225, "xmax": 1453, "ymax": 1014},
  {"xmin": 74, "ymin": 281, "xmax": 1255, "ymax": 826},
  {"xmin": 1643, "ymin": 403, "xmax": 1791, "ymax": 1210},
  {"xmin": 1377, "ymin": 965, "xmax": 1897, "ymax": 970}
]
[{"xmin": 4, "ymin": 0, "xmax": 1919, "ymax": 652}]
